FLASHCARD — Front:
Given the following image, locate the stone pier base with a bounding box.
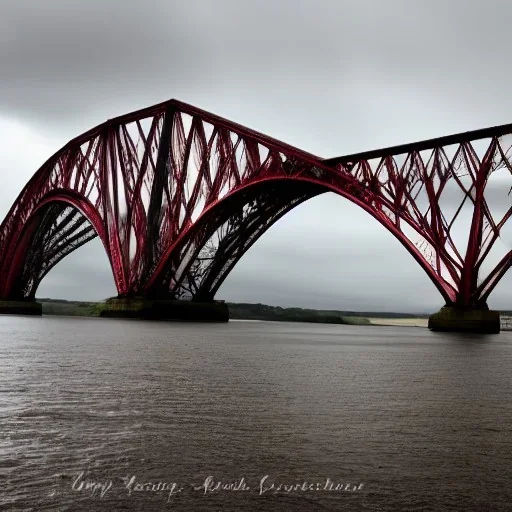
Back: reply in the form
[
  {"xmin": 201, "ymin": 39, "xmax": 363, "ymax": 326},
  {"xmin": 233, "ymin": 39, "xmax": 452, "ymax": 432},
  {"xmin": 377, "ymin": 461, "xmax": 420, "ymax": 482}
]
[
  {"xmin": 100, "ymin": 297, "xmax": 229, "ymax": 322},
  {"xmin": 0, "ymin": 300, "xmax": 42, "ymax": 316},
  {"xmin": 428, "ymin": 305, "xmax": 500, "ymax": 334}
]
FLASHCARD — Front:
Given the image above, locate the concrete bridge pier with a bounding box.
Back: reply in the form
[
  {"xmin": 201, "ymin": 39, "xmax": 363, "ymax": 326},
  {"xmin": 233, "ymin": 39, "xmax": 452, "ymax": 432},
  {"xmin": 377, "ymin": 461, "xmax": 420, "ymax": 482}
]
[
  {"xmin": 428, "ymin": 305, "xmax": 500, "ymax": 334},
  {"xmin": 99, "ymin": 296, "xmax": 229, "ymax": 322},
  {"xmin": 0, "ymin": 300, "xmax": 42, "ymax": 316}
]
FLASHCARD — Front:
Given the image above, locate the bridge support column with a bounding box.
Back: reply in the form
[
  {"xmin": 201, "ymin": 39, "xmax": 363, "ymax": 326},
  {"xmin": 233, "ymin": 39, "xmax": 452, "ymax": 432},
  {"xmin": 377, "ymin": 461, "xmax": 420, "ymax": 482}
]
[
  {"xmin": 0, "ymin": 300, "xmax": 42, "ymax": 316},
  {"xmin": 428, "ymin": 305, "xmax": 500, "ymax": 334},
  {"xmin": 99, "ymin": 297, "xmax": 229, "ymax": 322}
]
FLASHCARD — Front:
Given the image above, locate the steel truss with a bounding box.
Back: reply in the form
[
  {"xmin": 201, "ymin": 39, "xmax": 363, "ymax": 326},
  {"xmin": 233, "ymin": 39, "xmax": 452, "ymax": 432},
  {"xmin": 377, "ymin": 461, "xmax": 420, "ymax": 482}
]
[{"xmin": 1, "ymin": 99, "xmax": 512, "ymax": 308}]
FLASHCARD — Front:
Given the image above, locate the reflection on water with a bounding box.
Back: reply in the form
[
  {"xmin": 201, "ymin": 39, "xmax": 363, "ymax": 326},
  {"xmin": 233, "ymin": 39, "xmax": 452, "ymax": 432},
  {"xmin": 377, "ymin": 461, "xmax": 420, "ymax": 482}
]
[{"xmin": 1, "ymin": 316, "xmax": 512, "ymax": 511}]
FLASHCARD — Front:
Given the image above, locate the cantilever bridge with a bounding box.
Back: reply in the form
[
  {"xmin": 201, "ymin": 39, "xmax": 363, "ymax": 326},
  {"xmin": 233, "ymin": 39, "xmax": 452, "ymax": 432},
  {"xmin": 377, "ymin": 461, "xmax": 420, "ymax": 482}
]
[{"xmin": 1, "ymin": 98, "xmax": 511, "ymax": 332}]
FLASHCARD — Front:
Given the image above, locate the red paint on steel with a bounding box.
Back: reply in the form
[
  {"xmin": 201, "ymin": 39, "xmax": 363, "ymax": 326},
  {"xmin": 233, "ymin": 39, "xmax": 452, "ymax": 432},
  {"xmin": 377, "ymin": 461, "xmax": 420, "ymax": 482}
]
[{"xmin": 0, "ymin": 98, "xmax": 511, "ymax": 307}]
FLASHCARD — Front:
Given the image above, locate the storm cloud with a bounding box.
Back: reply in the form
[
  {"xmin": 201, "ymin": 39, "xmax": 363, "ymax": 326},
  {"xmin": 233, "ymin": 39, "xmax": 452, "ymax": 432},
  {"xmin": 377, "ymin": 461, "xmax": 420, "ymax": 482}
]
[{"xmin": 2, "ymin": 0, "xmax": 512, "ymax": 313}]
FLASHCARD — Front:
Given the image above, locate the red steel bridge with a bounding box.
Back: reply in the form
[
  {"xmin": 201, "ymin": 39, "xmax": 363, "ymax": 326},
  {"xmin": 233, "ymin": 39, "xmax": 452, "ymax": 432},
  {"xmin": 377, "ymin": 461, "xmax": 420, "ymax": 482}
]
[{"xmin": 1, "ymin": 99, "xmax": 511, "ymax": 332}]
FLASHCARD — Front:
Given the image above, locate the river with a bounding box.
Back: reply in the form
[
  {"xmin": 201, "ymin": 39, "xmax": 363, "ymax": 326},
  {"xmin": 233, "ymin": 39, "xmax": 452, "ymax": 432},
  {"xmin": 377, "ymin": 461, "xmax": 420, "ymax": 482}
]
[{"xmin": 1, "ymin": 316, "xmax": 512, "ymax": 511}]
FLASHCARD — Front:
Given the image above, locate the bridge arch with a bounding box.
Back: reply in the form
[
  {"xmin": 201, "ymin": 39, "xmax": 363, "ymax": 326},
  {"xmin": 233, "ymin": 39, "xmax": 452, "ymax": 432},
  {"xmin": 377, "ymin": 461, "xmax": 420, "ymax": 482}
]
[
  {"xmin": 143, "ymin": 175, "xmax": 457, "ymax": 304},
  {"xmin": 1, "ymin": 97, "xmax": 511, "ymax": 328},
  {"xmin": 1, "ymin": 191, "xmax": 106, "ymax": 300}
]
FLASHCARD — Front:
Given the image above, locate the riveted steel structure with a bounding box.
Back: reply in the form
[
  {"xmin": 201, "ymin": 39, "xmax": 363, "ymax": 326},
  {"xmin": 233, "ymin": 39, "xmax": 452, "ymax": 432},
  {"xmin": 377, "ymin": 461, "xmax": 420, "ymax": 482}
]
[{"xmin": 1, "ymin": 99, "xmax": 511, "ymax": 330}]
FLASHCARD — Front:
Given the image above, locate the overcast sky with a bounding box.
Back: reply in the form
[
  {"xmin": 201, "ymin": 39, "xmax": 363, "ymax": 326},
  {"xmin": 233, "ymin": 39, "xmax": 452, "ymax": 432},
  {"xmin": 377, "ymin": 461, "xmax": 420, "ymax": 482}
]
[{"xmin": 2, "ymin": 0, "xmax": 512, "ymax": 313}]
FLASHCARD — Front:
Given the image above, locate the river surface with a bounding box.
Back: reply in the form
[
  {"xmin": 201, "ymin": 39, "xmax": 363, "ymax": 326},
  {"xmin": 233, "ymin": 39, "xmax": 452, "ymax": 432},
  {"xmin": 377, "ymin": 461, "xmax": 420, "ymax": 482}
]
[{"xmin": 1, "ymin": 316, "xmax": 512, "ymax": 511}]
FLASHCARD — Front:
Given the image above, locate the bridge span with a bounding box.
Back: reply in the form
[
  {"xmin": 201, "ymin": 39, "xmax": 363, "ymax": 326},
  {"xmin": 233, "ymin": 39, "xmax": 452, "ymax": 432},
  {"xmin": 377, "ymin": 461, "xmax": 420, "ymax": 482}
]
[{"xmin": 1, "ymin": 99, "xmax": 511, "ymax": 333}]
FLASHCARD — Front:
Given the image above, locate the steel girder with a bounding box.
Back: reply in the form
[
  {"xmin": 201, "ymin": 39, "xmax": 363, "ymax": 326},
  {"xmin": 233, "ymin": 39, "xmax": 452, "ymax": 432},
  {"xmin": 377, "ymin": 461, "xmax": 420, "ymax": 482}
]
[{"xmin": 1, "ymin": 99, "xmax": 512, "ymax": 307}]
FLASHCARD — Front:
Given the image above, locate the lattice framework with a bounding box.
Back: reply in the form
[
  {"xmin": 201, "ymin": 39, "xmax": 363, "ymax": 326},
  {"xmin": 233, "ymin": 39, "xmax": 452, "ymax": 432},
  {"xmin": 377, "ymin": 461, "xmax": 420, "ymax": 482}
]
[{"xmin": 1, "ymin": 99, "xmax": 512, "ymax": 308}]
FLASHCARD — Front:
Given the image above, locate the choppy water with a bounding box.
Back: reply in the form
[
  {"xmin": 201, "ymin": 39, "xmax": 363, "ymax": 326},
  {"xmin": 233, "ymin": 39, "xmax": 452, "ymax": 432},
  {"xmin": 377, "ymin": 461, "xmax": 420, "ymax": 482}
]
[{"xmin": 1, "ymin": 316, "xmax": 512, "ymax": 511}]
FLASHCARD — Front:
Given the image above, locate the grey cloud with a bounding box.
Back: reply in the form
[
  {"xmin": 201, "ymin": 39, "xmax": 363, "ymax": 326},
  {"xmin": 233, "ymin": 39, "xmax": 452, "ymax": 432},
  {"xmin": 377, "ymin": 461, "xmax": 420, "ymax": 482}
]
[
  {"xmin": 3, "ymin": 0, "xmax": 512, "ymax": 312},
  {"xmin": 1, "ymin": 0, "xmax": 510, "ymax": 147},
  {"xmin": 37, "ymin": 238, "xmax": 116, "ymax": 300}
]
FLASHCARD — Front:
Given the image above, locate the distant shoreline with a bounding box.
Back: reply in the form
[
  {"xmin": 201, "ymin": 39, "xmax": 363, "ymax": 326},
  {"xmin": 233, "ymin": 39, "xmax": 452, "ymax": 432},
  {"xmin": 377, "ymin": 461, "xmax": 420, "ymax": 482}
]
[
  {"xmin": 35, "ymin": 298, "xmax": 429, "ymax": 327},
  {"xmin": 233, "ymin": 317, "xmax": 428, "ymax": 327},
  {"xmin": 367, "ymin": 317, "xmax": 428, "ymax": 328}
]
